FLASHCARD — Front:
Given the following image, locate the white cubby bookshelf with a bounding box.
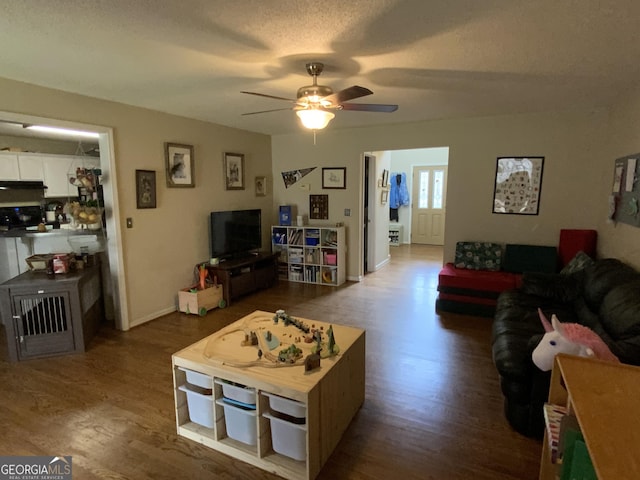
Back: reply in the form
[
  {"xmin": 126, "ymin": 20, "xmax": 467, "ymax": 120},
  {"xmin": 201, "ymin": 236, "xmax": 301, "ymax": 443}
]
[{"xmin": 271, "ymin": 225, "xmax": 345, "ymax": 286}]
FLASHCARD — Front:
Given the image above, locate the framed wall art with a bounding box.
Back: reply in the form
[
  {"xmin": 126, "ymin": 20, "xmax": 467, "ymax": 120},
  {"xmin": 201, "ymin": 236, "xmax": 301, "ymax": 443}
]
[
  {"xmin": 492, "ymin": 156, "xmax": 544, "ymax": 215},
  {"xmin": 224, "ymin": 152, "xmax": 245, "ymax": 190},
  {"xmin": 322, "ymin": 167, "xmax": 346, "ymax": 189},
  {"xmin": 165, "ymin": 142, "xmax": 194, "ymax": 187},
  {"xmin": 136, "ymin": 170, "xmax": 156, "ymax": 209},
  {"xmin": 255, "ymin": 176, "xmax": 266, "ymax": 196},
  {"xmin": 310, "ymin": 194, "xmax": 329, "ymax": 219}
]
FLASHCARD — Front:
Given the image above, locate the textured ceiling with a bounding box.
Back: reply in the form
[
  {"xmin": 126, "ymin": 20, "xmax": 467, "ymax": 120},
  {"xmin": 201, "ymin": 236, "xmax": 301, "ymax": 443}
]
[{"xmin": 1, "ymin": 0, "xmax": 640, "ymax": 136}]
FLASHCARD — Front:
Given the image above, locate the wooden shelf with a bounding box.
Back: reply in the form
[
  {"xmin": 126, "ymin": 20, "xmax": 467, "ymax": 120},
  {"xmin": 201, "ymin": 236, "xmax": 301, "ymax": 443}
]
[
  {"xmin": 201, "ymin": 253, "xmax": 278, "ymax": 306},
  {"xmin": 539, "ymin": 354, "xmax": 640, "ymax": 480},
  {"xmin": 271, "ymin": 226, "xmax": 345, "ymax": 286}
]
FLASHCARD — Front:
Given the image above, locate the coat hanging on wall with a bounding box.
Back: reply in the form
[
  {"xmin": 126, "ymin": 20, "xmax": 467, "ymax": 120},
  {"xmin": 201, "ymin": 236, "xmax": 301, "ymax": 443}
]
[{"xmin": 389, "ymin": 172, "xmax": 409, "ymax": 222}]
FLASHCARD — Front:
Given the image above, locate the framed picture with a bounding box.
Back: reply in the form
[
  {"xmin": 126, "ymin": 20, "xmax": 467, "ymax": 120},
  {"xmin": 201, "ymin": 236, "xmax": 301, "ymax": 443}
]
[
  {"xmin": 165, "ymin": 142, "xmax": 194, "ymax": 188},
  {"xmin": 136, "ymin": 170, "xmax": 156, "ymax": 209},
  {"xmin": 382, "ymin": 169, "xmax": 389, "ymax": 187},
  {"xmin": 255, "ymin": 176, "xmax": 266, "ymax": 196},
  {"xmin": 381, "ymin": 190, "xmax": 388, "ymax": 205},
  {"xmin": 322, "ymin": 167, "xmax": 346, "ymax": 189},
  {"xmin": 310, "ymin": 194, "xmax": 329, "ymax": 219},
  {"xmin": 224, "ymin": 152, "xmax": 245, "ymax": 190},
  {"xmin": 492, "ymin": 156, "xmax": 544, "ymax": 215}
]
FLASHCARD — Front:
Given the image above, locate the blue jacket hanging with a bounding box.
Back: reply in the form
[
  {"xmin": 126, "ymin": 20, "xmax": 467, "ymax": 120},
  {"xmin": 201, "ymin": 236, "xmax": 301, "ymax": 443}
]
[{"xmin": 389, "ymin": 172, "xmax": 410, "ymax": 209}]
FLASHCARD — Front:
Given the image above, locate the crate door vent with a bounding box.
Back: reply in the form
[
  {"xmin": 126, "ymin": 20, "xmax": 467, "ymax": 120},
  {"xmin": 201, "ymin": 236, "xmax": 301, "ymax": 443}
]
[
  {"xmin": 20, "ymin": 296, "xmax": 69, "ymax": 335},
  {"xmin": 15, "ymin": 293, "xmax": 75, "ymax": 358}
]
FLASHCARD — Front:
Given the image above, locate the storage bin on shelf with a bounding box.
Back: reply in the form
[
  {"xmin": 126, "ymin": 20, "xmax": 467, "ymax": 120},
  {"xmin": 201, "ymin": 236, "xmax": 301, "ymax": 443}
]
[
  {"xmin": 177, "ymin": 368, "xmax": 215, "ymax": 428},
  {"xmin": 263, "ymin": 412, "xmax": 307, "ymax": 461},
  {"xmin": 180, "ymin": 367, "xmax": 213, "ymax": 389},
  {"xmin": 215, "ymin": 399, "xmax": 257, "ymax": 445},
  {"xmin": 214, "ymin": 379, "xmax": 256, "ymax": 405},
  {"xmin": 263, "ymin": 392, "xmax": 306, "ymax": 418},
  {"xmin": 262, "ymin": 392, "xmax": 307, "ymax": 461}
]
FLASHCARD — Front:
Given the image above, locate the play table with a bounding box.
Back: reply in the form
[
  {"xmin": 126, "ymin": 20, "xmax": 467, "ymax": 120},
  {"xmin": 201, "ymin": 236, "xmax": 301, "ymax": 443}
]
[{"xmin": 172, "ymin": 310, "xmax": 366, "ymax": 480}]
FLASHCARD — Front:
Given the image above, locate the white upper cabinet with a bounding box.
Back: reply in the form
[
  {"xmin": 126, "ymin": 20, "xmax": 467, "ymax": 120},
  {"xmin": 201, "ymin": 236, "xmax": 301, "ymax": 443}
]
[
  {"xmin": 0, "ymin": 153, "xmax": 20, "ymax": 180},
  {"xmin": 0, "ymin": 152, "xmax": 100, "ymax": 198},
  {"xmin": 18, "ymin": 155, "xmax": 45, "ymax": 181}
]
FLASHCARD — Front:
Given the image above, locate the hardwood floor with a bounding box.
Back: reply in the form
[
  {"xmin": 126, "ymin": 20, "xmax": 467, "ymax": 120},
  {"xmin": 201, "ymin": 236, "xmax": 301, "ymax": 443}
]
[{"xmin": 0, "ymin": 245, "xmax": 541, "ymax": 479}]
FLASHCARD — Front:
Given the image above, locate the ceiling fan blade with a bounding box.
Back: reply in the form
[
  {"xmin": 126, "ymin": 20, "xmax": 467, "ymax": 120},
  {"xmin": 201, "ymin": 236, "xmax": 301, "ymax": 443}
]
[
  {"xmin": 340, "ymin": 103, "xmax": 399, "ymax": 112},
  {"xmin": 241, "ymin": 107, "xmax": 293, "ymax": 116},
  {"xmin": 241, "ymin": 91, "xmax": 297, "ymax": 102},
  {"xmin": 322, "ymin": 85, "xmax": 372, "ymax": 105}
]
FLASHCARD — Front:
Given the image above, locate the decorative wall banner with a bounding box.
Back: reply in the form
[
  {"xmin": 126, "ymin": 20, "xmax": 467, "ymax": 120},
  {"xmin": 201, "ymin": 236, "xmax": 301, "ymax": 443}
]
[
  {"xmin": 281, "ymin": 167, "xmax": 316, "ymax": 188},
  {"xmin": 492, "ymin": 156, "xmax": 544, "ymax": 215}
]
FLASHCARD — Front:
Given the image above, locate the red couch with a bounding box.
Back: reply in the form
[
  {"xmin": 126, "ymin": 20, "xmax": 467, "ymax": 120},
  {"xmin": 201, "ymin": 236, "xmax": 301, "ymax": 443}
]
[{"xmin": 436, "ymin": 230, "xmax": 597, "ymax": 317}]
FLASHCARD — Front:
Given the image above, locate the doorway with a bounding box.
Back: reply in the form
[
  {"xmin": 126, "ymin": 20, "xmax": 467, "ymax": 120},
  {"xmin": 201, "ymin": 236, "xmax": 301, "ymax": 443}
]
[
  {"xmin": 0, "ymin": 110, "xmax": 128, "ymax": 330},
  {"xmin": 411, "ymin": 165, "xmax": 447, "ymax": 245},
  {"xmin": 360, "ymin": 147, "xmax": 449, "ymax": 275}
]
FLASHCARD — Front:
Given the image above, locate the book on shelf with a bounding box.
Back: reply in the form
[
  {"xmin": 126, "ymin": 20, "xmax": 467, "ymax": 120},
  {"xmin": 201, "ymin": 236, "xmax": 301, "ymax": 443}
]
[{"xmin": 543, "ymin": 403, "xmax": 568, "ymax": 464}]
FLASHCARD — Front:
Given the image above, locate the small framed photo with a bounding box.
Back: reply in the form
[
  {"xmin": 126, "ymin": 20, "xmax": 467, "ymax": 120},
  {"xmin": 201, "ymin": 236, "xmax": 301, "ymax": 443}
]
[
  {"xmin": 224, "ymin": 152, "xmax": 245, "ymax": 190},
  {"xmin": 136, "ymin": 170, "xmax": 156, "ymax": 209},
  {"xmin": 255, "ymin": 176, "xmax": 267, "ymax": 196},
  {"xmin": 165, "ymin": 142, "xmax": 194, "ymax": 188},
  {"xmin": 322, "ymin": 167, "xmax": 346, "ymax": 189},
  {"xmin": 381, "ymin": 190, "xmax": 388, "ymax": 205},
  {"xmin": 382, "ymin": 169, "xmax": 389, "ymax": 187}
]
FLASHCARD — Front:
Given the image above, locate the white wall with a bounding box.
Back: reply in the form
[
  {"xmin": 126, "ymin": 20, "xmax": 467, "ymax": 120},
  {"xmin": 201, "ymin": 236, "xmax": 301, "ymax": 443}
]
[{"xmin": 272, "ymin": 108, "xmax": 609, "ymax": 279}]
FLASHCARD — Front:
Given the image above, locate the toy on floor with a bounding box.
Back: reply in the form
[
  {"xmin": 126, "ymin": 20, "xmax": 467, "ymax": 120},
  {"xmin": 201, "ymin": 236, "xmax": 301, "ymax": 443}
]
[{"xmin": 532, "ymin": 308, "xmax": 619, "ymax": 371}]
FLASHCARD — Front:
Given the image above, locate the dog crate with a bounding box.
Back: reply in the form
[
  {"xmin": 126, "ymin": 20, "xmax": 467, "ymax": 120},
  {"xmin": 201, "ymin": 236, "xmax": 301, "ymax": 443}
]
[{"xmin": 0, "ymin": 266, "xmax": 103, "ymax": 361}]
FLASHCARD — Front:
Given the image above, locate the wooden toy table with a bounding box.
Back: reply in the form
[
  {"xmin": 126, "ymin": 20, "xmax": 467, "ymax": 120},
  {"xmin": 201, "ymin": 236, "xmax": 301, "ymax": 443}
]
[{"xmin": 172, "ymin": 310, "xmax": 366, "ymax": 480}]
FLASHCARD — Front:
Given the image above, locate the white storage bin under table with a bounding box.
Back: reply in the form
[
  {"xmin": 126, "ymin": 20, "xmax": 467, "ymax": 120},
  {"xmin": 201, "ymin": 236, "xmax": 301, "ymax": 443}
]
[{"xmin": 172, "ymin": 310, "xmax": 366, "ymax": 480}]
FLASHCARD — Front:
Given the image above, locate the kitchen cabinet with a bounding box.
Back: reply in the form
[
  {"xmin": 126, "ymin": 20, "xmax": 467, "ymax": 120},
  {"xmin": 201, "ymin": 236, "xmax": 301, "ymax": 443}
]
[
  {"xmin": 0, "ymin": 152, "xmax": 100, "ymax": 198},
  {"xmin": 18, "ymin": 155, "xmax": 45, "ymax": 181},
  {"xmin": 0, "ymin": 153, "xmax": 20, "ymax": 180}
]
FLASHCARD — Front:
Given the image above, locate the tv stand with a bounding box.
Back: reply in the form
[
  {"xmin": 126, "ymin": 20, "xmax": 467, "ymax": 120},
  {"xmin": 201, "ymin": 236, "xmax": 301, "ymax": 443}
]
[{"xmin": 201, "ymin": 252, "xmax": 278, "ymax": 306}]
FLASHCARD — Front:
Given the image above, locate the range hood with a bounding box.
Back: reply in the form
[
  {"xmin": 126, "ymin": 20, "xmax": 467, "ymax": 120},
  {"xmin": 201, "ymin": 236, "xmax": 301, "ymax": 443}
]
[{"xmin": 0, "ymin": 180, "xmax": 47, "ymax": 190}]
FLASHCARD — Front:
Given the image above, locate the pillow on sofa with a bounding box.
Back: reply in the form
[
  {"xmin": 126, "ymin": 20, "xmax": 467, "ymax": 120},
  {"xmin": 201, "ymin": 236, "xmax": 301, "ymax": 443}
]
[
  {"xmin": 560, "ymin": 251, "xmax": 594, "ymax": 275},
  {"xmin": 503, "ymin": 244, "xmax": 558, "ymax": 274},
  {"xmin": 454, "ymin": 241, "xmax": 503, "ymax": 271}
]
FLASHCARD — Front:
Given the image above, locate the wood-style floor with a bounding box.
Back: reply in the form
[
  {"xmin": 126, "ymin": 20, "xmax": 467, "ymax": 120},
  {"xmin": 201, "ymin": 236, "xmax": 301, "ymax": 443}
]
[{"xmin": 0, "ymin": 245, "xmax": 541, "ymax": 479}]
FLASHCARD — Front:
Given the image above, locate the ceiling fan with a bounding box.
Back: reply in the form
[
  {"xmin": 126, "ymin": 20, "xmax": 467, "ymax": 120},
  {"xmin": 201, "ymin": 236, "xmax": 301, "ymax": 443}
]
[{"xmin": 241, "ymin": 62, "xmax": 398, "ymax": 130}]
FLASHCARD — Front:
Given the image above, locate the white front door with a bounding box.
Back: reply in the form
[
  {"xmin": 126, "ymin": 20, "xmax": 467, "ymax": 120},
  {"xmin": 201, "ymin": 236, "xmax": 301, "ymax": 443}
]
[{"xmin": 411, "ymin": 165, "xmax": 447, "ymax": 245}]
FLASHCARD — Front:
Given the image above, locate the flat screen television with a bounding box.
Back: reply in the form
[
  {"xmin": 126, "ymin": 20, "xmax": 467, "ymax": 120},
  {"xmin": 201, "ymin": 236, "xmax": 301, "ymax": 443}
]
[{"xmin": 209, "ymin": 209, "xmax": 262, "ymax": 260}]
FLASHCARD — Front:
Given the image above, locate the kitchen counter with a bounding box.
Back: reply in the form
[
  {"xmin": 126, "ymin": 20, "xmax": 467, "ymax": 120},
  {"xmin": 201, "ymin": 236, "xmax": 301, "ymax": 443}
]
[
  {"xmin": 0, "ymin": 227, "xmax": 102, "ymax": 238},
  {"xmin": 0, "ymin": 228, "xmax": 105, "ymax": 287}
]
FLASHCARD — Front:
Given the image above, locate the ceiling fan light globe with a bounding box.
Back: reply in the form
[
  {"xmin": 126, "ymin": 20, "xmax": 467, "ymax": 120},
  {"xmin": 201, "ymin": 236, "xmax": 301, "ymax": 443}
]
[{"xmin": 296, "ymin": 109, "xmax": 335, "ymax": 130}]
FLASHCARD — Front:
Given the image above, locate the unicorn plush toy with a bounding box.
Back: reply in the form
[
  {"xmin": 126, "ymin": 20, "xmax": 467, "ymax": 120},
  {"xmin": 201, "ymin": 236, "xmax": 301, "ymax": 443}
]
[{"xmin": 532, "ymin": 308, "xmax": 619, "ymax": 371}]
